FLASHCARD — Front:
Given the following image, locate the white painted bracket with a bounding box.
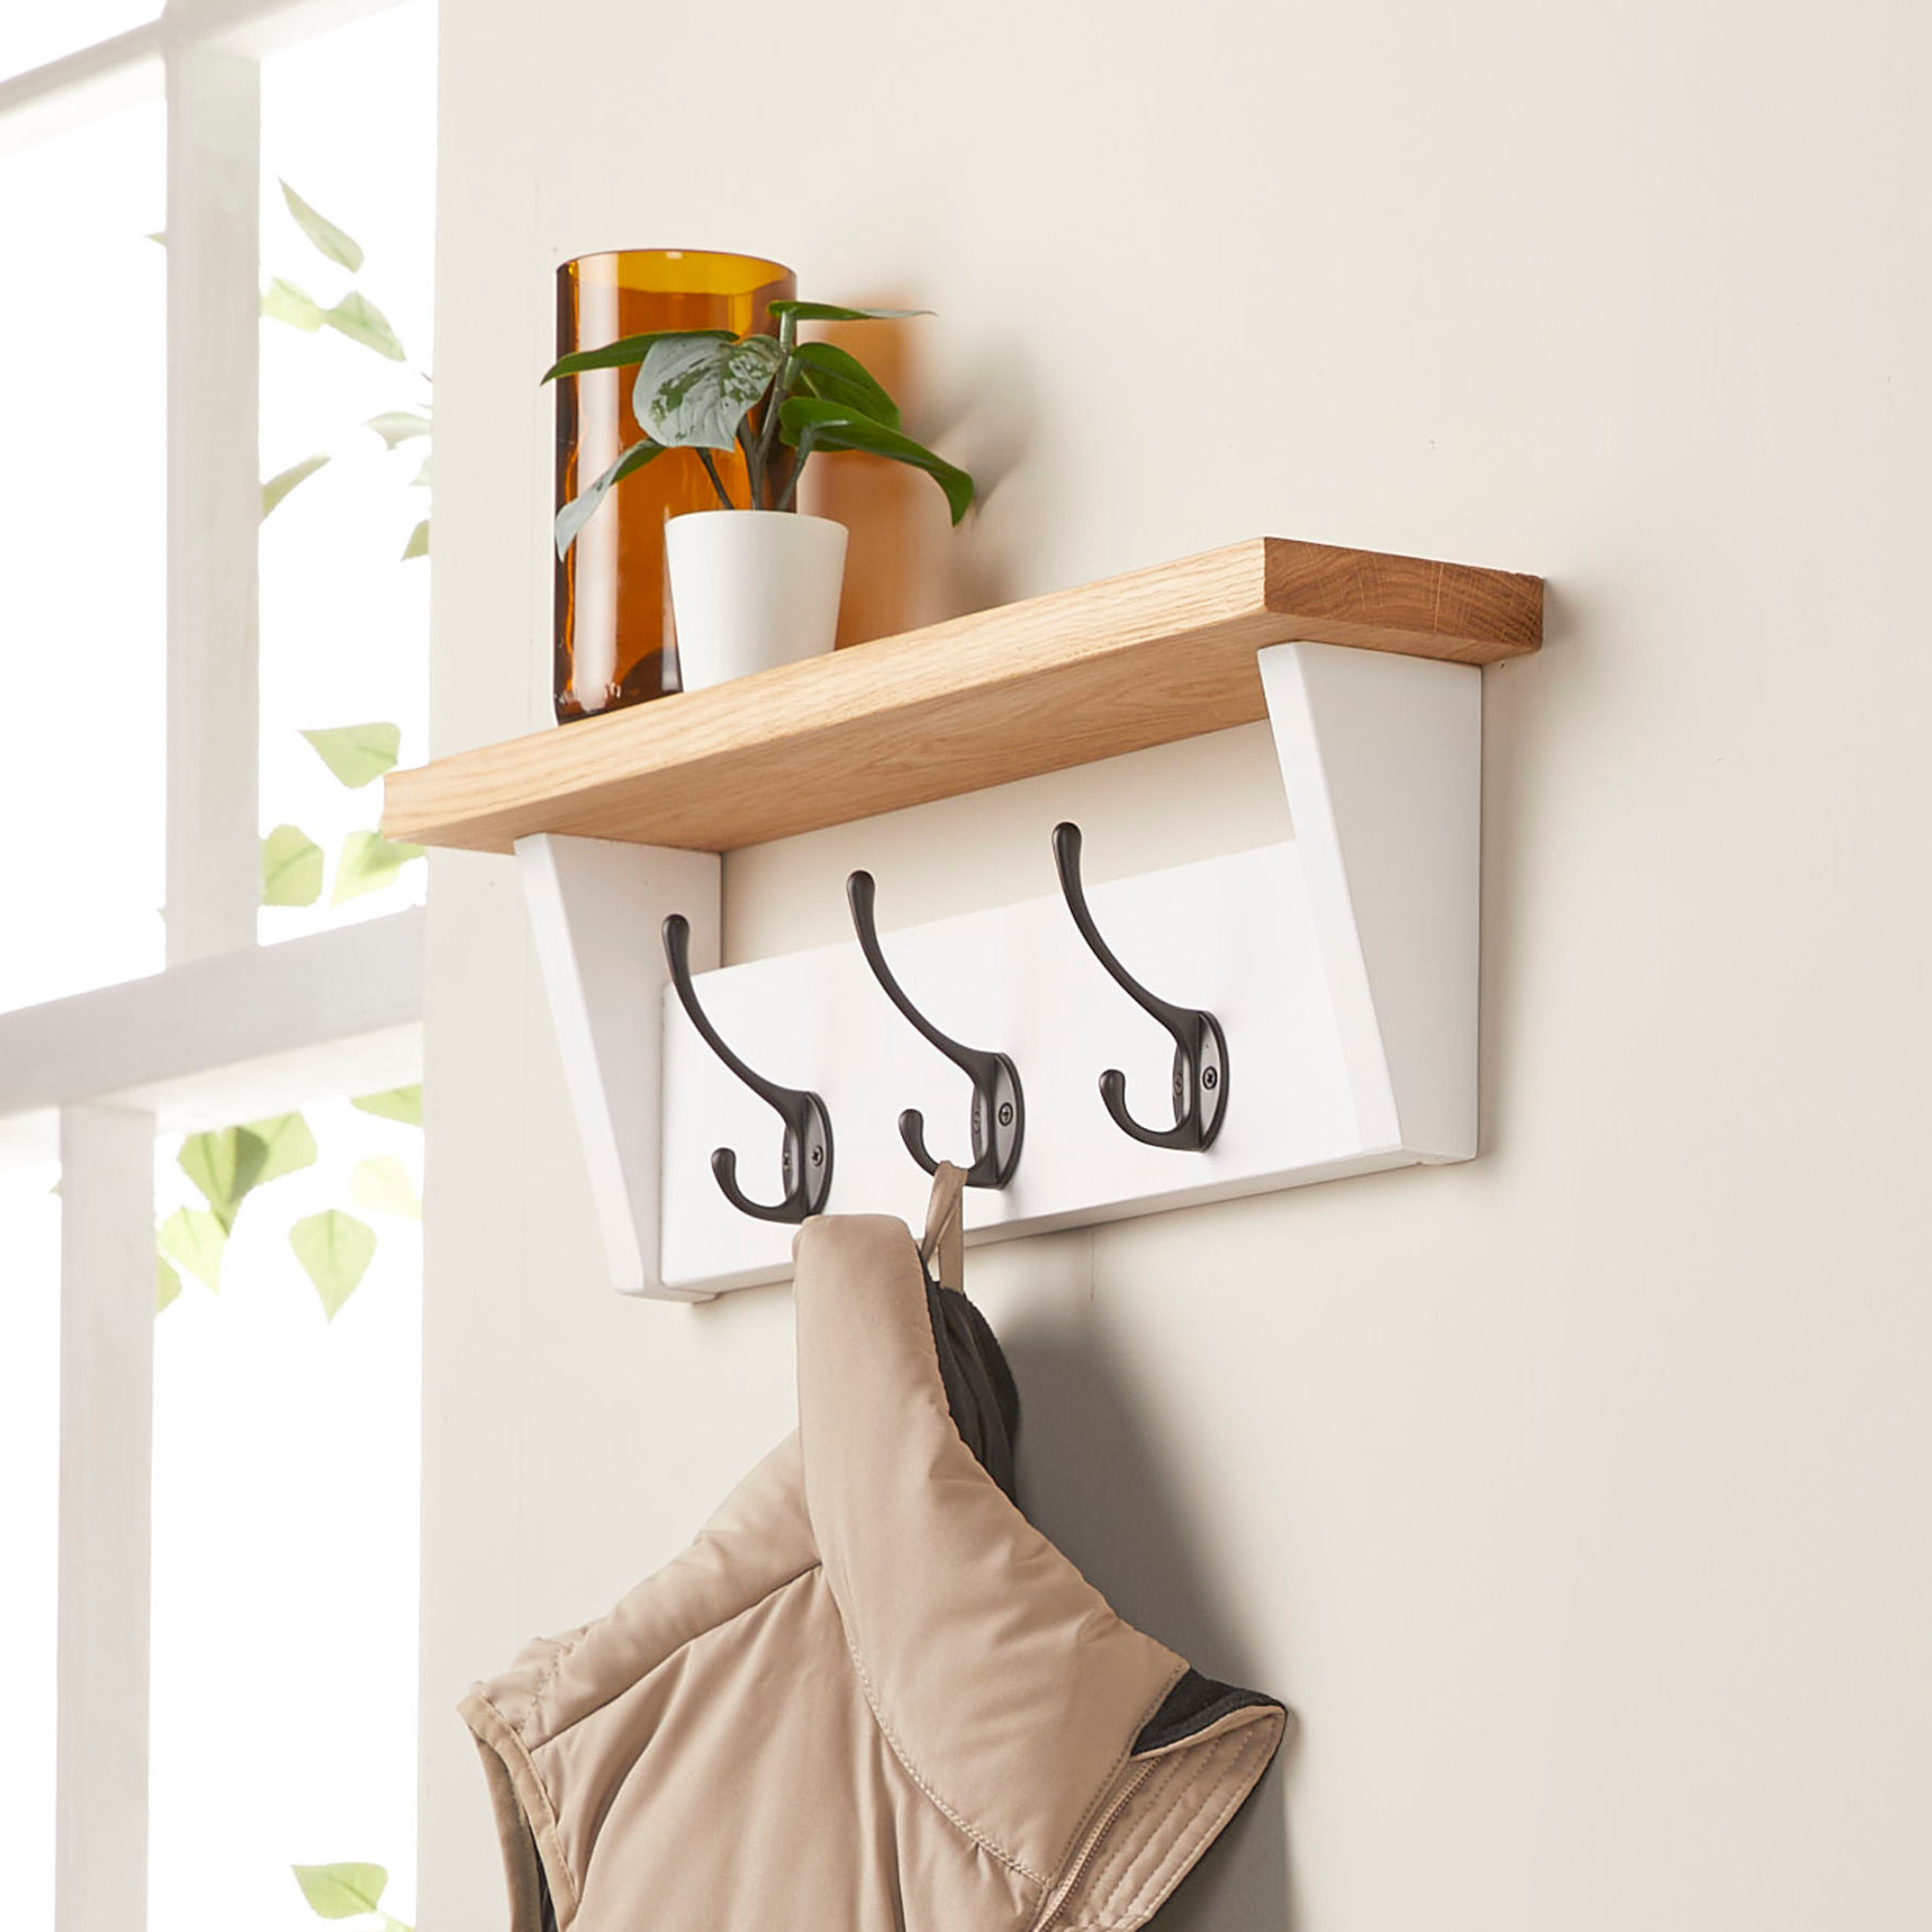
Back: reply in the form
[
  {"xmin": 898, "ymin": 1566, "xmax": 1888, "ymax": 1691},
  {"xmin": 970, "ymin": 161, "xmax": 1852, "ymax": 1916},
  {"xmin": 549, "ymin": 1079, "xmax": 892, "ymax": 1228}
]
[
  {"xmin": 517, "ymin": 640, "xmax": 1480, "ymax": 1298},
  {"xmin": 517, "ymin": 835, "xmax": 721, "ymax": 1297}
]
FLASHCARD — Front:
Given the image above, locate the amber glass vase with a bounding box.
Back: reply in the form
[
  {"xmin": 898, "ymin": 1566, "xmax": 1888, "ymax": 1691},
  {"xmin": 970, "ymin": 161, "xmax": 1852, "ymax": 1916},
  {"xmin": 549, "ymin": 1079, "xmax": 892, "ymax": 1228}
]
[{"xmin": 554, "ymin": 249, "xmax": 795, "ymax": 720}]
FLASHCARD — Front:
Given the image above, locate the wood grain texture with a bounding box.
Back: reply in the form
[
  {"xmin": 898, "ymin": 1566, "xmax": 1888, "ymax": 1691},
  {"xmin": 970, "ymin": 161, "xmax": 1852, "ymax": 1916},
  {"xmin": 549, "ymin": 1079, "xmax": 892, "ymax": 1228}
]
[{"xmin": 384, "ymin": 537, "xmax": 1541, "ymax": 856}]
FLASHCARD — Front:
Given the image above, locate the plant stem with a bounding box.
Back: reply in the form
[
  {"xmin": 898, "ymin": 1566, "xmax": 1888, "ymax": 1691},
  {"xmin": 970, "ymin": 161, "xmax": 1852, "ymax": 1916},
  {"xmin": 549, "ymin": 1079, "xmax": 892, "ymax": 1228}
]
[
  {"xmin": 696, "ymin": 446, "xmax": 735, "ymax": 510},
  {"xmin": 774, "ymin": 440, "xmax": 810, "ymax": 512},
  {"xmin": 736, "ymin": 419, "xmax": 764, "ymax": 511},
  {"xmin": 756, "ymin": 342, "xmax": 794, "ymax": 489}
]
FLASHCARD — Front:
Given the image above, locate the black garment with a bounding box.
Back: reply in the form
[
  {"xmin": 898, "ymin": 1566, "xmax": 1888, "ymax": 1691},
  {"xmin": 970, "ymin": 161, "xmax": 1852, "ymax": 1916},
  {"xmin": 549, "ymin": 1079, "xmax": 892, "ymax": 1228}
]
[{"xmin": 924, "ymin": 1268, "xmax": 1022, "ymax": 1502}]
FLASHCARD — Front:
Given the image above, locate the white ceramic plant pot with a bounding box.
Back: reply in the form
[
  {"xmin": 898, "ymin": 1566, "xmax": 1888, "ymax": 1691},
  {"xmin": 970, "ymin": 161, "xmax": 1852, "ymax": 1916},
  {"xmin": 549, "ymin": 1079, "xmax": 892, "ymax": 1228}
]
[{"xmin": 664, "ymin": 509, "xmax": 848, "ymax": 692}]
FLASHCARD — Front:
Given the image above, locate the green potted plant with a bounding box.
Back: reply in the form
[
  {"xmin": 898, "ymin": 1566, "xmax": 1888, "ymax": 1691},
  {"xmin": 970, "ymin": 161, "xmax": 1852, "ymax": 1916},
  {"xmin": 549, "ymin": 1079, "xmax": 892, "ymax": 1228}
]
[{"xmin": 544, "ymin": 301, "xmax": 973, "ymax": 691}]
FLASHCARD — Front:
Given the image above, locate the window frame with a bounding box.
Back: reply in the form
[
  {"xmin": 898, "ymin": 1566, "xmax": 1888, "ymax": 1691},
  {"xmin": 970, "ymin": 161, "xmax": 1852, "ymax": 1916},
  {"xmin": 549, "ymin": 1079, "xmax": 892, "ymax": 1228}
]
[{"xmin": 0, "ymin": 8, "xmax": 427, "ymax": 1928}]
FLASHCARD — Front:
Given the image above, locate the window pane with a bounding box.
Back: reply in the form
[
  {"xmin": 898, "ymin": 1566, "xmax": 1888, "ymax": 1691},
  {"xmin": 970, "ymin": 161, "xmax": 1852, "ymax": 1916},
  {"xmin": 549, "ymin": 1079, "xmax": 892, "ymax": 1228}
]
[
  {"xmin": 0, "ymin": 1160, "xmax": 62, "ymax": 1928},
  {"xmin": 0, "ymin": 100, "xmax": 165, "ymax": 1011},
  {"xmin": 0, "ymin": 2, "xmax": 159, "ymax": 81},
  {"xmin": 149, "ymin": 1094, "xmax": 423, "ymax": 1932},
  {"xmin": 258, "ymin": 2, "xmax": 436, "ymax": 944}
]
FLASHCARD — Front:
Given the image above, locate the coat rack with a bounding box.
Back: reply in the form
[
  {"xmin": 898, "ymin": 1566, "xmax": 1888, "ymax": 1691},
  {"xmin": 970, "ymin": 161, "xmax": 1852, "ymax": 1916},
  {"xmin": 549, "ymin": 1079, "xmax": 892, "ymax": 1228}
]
[{"xmin": 385, "ymin": 538, "xmax": 1541, "ymax": 1298}]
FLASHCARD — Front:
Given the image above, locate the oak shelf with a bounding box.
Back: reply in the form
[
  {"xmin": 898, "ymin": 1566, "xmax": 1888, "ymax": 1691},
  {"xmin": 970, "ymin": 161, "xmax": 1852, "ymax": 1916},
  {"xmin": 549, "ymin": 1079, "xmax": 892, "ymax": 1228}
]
[{"xmin": 383, "ymin": 536, "xmax": 1541, "ymax": 856}]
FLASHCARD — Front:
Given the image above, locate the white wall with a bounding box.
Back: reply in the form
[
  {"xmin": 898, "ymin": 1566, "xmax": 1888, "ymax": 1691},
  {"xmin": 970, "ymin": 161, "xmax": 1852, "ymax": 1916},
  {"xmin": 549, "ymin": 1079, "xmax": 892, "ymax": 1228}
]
[{"xmin": 419, "ymin": 2, "xmax": 1932, "ymax": 1926}]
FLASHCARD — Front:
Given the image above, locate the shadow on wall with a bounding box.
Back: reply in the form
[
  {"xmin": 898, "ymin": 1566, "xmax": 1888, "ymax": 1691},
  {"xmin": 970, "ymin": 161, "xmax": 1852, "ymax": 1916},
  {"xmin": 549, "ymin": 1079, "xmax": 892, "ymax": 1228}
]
[
  {"xmin": 799, "ymin": 299, "xmax": 1037, "ymax": 639},
  {"xmin": 1000, "ymin": 1321, "xmax": 1297, "ymax": 1931},
  {"xmin": 922, "ymin": 326, "xmax": 1041, "ymax": 623},
  {"xmin": 1477, "ymin": 571, "xmax": 1570, "ymax": 1162}
]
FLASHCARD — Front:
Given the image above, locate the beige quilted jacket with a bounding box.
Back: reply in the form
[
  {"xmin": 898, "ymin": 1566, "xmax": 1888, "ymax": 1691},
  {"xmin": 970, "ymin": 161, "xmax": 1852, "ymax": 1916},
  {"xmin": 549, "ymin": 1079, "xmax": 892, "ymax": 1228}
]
[{"xmin": 461, "ymin": 1179, "xmax": 1284, "ymax": 1929}]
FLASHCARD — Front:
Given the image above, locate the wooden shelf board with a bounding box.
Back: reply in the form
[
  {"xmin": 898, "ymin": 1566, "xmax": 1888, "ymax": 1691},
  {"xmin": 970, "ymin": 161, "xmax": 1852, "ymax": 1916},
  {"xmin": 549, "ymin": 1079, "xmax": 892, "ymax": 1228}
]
[{"xmin": 384, "ymin": 537, "xmax": 1541, "ymax": 856}]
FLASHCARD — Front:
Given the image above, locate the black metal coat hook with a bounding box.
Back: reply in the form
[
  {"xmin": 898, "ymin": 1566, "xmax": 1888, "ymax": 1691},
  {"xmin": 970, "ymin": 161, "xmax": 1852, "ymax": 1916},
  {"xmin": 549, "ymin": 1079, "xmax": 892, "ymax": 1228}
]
[
  {"xmin": 1052, "ymin": 822, "xmax": 1229, "ymax": 1151},
  {"xmin": 845, "ymin": 870, "xmax": 1024, "ymax": 1188},
  {"xmin": 662, "ymin": 914, "xmax": 834, "ymax": 1223}
]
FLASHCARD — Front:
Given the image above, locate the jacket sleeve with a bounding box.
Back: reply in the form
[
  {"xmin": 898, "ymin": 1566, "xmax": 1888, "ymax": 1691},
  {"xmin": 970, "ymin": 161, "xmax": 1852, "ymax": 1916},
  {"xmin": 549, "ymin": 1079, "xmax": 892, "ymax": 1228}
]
[{"xmin": 792, "ymin": 1213, "xmax": 1185, "ymax": 1890}]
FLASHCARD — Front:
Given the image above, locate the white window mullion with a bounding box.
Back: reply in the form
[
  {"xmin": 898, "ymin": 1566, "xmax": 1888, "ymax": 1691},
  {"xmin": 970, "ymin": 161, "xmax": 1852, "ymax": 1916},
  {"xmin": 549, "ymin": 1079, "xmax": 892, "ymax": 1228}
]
[
  {"xmin": 165, "ymin": 45, "xmax": 261, "ymax": 964},
  {"xmin": 54, "ymin": 1104, "xmax": 156, "ymax": 1932}
]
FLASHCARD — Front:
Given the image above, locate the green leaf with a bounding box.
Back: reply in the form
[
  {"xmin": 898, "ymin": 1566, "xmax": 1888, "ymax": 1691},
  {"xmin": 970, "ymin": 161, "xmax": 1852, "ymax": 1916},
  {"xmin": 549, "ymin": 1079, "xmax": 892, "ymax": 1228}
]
[
  {"xmin": 400, "ymin": 518, "xmax": 429, "ymax": 561},
  {"xmin": 279, "ymin": 181, "xmax": 364, "ymax": 271},
  {"xmin": 156, "ymin": 1256, "xmax": 182, "ymax": 1313},
  {"xmin": 290, "ymin": 1211, "xmax": 378, "ymax": 1321},
  {"xmin": 179, "ymin": 1127, "xmax": 270, "ymax": 1232},
  {"xmin": 263, "ymin": 275, "xmax": 329, "ymax": 331},
  {"xmin": 332, "ymin": 831, "xmax": 425, "ymax": 904},
  {"xmin": 292, "ymin": 1861, "xmax": 387, "ymax": 1918},
  {"xmin": 779, "ymin": 397, "xmax": 975, "ymax": 524},
  {"xmin": 352, "ymin": 1155, "xmax": 420, "ymax": 1220},
  {"xmin": 145, "ymin": 230, "xmax": 165, "ymax": 247},
  {"xmin": 325, "ymin": 291, "xmax": 406, "ymax": 361},
  {"xmin": 352, "ymin": 1085, "xmax": 421, "ymax": 1126},
  {"xmin": 554, "ymin": 439, "xmax": 666, "ymax": 556},
  {"xmin": 242, "ymin": 1112, "xmax": 319, "ymax": 1187},
  {"xmin": 411, "ymin": 449, "xmax": 431, "ymax": 489},
  {"xmin": 541, "ymin": 328, "xmax": 731, "ymax": 383},
  {"xmin": 767, "ymin": 300, "xmax": 930, "ymax": 325},
  {"xmin": 262, "ymin": 824, "xmax": 324, "ymax": 906},
  {"xmin": 365, "ymin": 410, "xmax": 431, "ymax": 449},
  {"xmin": 788, "ymin": 340, "xmax": 899, "ymax": 429},
  {"xmin": 158, "ymin": 1207, "xmax": 226, "ymax": 1291},
  {"xmin": 633, "ymin": 334, "xmax": 782, "ymax": 452},
  {"xmin": 769, "ymin": 299, "xmax": 931, "ymax": 354},
  {"xmin": 262, "ymin": 454, "xmax": 331, "ymax": 521},
  {"xmin": 300, "ymin": 723, "xmax": 401, "ymax": 789}
]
